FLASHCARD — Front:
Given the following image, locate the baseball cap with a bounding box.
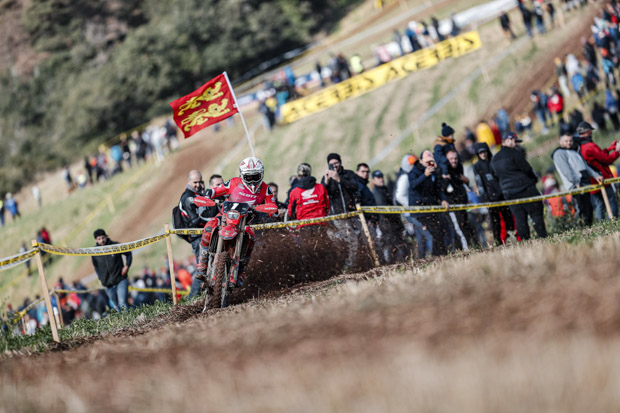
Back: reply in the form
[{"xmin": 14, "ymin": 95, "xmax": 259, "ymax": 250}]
[
  {"xmin": 576, "ymin": 121, "xmax": 595, "ymax": 134},
  {"xmin": 502, "ymin": 131, "xmax": 523, "ymax": 142},
  {"xmin": 371, "ymin": 170, "xmax": 384, "ymax": 178}
]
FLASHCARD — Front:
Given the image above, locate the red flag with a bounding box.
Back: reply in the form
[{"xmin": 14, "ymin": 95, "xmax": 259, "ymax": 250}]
[{"xmin": 170, "ymin": 73, "xmax": 239, "ymax": 139}]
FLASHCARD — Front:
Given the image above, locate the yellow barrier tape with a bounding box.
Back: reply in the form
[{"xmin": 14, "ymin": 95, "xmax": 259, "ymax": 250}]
[
  {"xmin": 360, "ymin": 179, "xmax": 620, "ymax": 214},
  {"xmin": 37, "ymin": 233, "xmax": 169, "ymax": 256},
  {"xmin": 54, "ymin": 287, "xmax": 189, "ymax": 296},
  {"xmin": 251, "ymin": 211, "xmax": 361, "ymax": 230},
  {"xmin": 0, "ymin": 249, "xmax": 37, "ymax": 272},
  {"xmin": 280, "ymin": 31, "xmax": 483, "ymax": 123},
  {"xmin": 168, "ymin": 211, "xmax": 361, "ymax": 233}
]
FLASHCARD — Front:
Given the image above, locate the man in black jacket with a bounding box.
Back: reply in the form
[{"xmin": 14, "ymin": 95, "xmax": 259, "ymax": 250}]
[
  {"xmin": 491, "ymin": 132, "xmax": 547, "ymax": 240},
  {"xmin": 178, "ymin": 170, "xmax": 216, "ymax": 298},
  {"xmin": 408, "ymin": 150, "xmax": 450, "ymax": 256},
  {"xmin": 321, "ymin": 153, "xmax": 359, "ymax": 214},
  {"xmin": 91, "ymin": 229, "xmax": 132, "ymax": 312},
  {"xmin": 473, "ymin": 142, "xmax": 514, "ymax": 245}
]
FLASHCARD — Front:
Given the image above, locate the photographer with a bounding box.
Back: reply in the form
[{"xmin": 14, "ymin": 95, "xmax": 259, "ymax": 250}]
[
  {"xmin": 408, "ymin": 150, "xmax": 450, "ymax": 256},
  {"xmin": 321, "ymin": 153, "xmax": 359, "ymax": 214}
]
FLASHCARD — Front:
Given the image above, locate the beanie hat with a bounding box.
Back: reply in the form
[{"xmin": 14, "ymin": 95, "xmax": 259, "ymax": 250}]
[
  {"xmin": 327, "ymin": 153, "xmax": 341, "ymax": 163},
  {"xmin": 93, "ymin": 229, "xmax": 107, "ymax": 239},
  {"xmin": 441, "ymin": 122, "xmax": 455, "ymax": 138}
]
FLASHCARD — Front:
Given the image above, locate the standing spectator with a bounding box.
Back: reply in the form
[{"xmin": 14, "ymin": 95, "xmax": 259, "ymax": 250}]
[
  {"xmin": 500, "ymin": 11, "xmax": 516, "ymax": 40},
  {"xmin": 209, "ymin": 174, "xmax": 224, "ymax": 189},
  {"xmin": 546, "ymin": 1, "xmax": 556, "ymax": 28},
  {"xmin": 371, "ymin": 169, "xmax": 407, "ymax": 263},
  {"xmin": 84, "ymin": 156, "xmax": 93, "ymax": 184},
  {"xmin": 287, "ymin": 163, "xmax": 329, "ymax": 223},
  {"xmin": 531, "ymin": 90, "xmax": 550, "ymax": 133},
  {"xmin": 491, "ymin": 132, "xmax": 547, "ymax": 240},
  {"xmin": 591, "ymin": 102, "xmax": 608, "ymax": 132},
  {"xmin": 605, "ymin": 89, "xmax": 620, "ymax": 131},
  {"xmin": 450, "ymin": 13, "xmax": 460, "ymax": 37},
  {"xmin": 442, "ymin": 149, "xmax": 475, "ymax": 251},
  {"xmin": 547, "ymin": 86, "xmax": 564, "ymax": 123},
  {"xmin": 405, "ymin": 22, "xmax": 422, "ymax": 52},
  {"xmin": 393, "ymin": 29, "xmax": 405, "ymax": 56},
  {"xmin": 91, "ymin": 229, "xmax": 132, "ymax": 313},
  {"xmin": 476, "ymin": 120, "xmax": 496, "ymax": 148},
  {"xmin": 5, "ymin": 193, "xmax": 20, "ymax": 221},
  {"xmin": 32, "ymin": 186, "xmax": 42, "ymax": 208},
  {"xmin": 63, "ymin": 166, "xmax": 74, "ymax": 193},
  {"xmin": 355, "ymin": 163, "xmax": 377, "ymax": 208},
  {"xmin": 19, "ymin": 241, "xmax": 31, "ymax": 276},
  {"xmin": 433, "ymin": 122, "xmax": 457, "ymax": 177},
  {"xmin": 582, "ymin": 37, "xmax": 598, "ymax": 68},
  {"xmin": 0, "ymin": 197, "xmax": 4, "ymax": 227},
  {"xmin": 178, "ymin": 170, "xmax": 214, "ymax": 298},
  {"xmin": 321, "ymin": 153, "xmax": 359, "ymax": 214},
  {"xmin": 408, "ymin": 150, "xmax": 450, "ymax": 256},
  {"xmin": 349, "ymin": 54, "xmax": 365, "ymax": 75},
  {"xmin": 474, "ymin": 142, "xmax": 515, "ymax": 245},
  {"xmin": 315, "ymin": 61, "xmax": 325, "ymax": 88},
  {"xmin": 577, "ymin": 122, "xmax": 620, "ymax": 219},
  {"xmin": 551, "ymin": 134, "xmax": 601, "ymax": 226},
  {"xmin": 268, "ymin": 182, "xmax": 287, "ymax": 219},
  {"xmin": 533, "ymin": 1, "xmax": 546, "ymax": 34},
  {"xmin": 395, "ymin": 154, "xmax": 433, "ymax": 258},
  {"xmin": 496, "ymin": 108, "xmax": 511, "ymax": 136},
  {"xmin": 555, "ymin": 57, "xmax": 571, "ymax": 97},
  {"xmin": 521, "ymin": 5, "xmax": 534, "ymax": 38},
  {"xmin": 431, "ymin": 16, "xmax": 444, "ymax": 41}
]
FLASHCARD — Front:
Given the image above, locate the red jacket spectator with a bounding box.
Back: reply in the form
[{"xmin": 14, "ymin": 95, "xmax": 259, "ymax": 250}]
[
  {"xmin": 580, "ymin": 139, "xmax": 619, "ymax": 182},
  {"xmin": 288, "ymin": 176, "xmax": 330, "ymax": 224},
  {"xmin": 547, "ymin": 89, "xmax": 564, "ymax": 115}
]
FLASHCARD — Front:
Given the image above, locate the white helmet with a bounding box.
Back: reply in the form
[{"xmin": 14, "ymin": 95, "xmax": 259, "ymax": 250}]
[{"xmin": 239, "ymin": 157, "xmax": 264, "ymax": 194}]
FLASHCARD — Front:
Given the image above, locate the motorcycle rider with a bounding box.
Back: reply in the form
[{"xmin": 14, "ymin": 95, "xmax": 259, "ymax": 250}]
[{"xmin": 194, "ymin": 157, "xmax": 276, "ymax": 283}]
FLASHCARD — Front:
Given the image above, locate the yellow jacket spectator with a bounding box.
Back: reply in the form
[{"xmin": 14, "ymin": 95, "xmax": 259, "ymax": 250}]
[{"xmin": 476, "ymin": 121, "xmax": 495, "ymax": 149}]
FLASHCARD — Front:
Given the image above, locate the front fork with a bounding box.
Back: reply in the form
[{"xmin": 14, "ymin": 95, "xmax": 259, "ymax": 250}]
[{"xmin": 229, "ymin": 216, "xmax": 247, "ymax": 287}]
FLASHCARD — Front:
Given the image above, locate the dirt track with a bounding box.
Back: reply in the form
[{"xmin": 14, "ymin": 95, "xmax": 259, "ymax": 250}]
[{"xmin": 3, "ymin": 234, "xmax": 620, "ymax": 411}]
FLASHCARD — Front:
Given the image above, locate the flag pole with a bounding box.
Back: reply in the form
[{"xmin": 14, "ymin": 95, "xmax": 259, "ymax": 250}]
[{"xmin": 223, "ymin": 71, "xmax": 256, "ymax": 158}]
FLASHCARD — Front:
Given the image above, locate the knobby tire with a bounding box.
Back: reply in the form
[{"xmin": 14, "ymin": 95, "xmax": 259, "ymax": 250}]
[{"xmin": 210, "ymin": 251, "xmax": 228, "ymax": 309}]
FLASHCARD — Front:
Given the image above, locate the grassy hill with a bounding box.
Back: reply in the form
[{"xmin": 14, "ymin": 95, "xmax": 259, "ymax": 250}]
[{"xmin": 0, "ymin": 2, "xmax": 599, "ymax": 307}]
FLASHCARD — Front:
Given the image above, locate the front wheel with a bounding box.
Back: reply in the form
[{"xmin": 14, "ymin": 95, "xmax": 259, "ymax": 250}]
[{"xmin": 207, "ymin": 251, "xmax": 229, "ymax": 309}]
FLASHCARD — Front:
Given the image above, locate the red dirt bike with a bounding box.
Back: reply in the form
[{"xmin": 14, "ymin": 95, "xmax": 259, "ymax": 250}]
[{"xmin": 193, "ymin": 197, "xmax": 276, "ymax": 310}]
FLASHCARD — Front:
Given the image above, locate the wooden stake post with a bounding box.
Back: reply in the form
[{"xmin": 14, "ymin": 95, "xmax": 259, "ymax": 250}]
[
  {"xmin": 164, "ymin": 224, "xmax": 178, "ymax": 305},
  {"xmin": 32, "ymin": 241, "xmax": 60, "ymax": 342},
  {"xmin": 600, "ymin": 183, "xmax": 614, "ymax": 220},
  {"xmin": 356, "ymin": 205, "xmax": 381, "ymax": 267}
]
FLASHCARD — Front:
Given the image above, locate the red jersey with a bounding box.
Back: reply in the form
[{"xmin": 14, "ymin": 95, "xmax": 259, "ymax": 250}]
[
  {"xmin": 211, "ymin": 177, "xmax": 276, "ymax": 206},
  {"xmin": 287, "ymin": 178, "xmax": 330, "ymax": 222}
]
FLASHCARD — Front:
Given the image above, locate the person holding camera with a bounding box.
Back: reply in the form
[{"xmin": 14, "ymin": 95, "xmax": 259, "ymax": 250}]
[
  {"xmin": 321, "ymin": 153, "xmax": 359, "ymax": 214},
  {"xmin": 408, "ymin": 150, "xmax": 450, "ymax": 256}
]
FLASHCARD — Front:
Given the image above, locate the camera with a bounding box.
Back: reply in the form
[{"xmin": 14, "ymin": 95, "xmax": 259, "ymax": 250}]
[{"xmin": 328, "ymin": 164, "xmax": 335, "ymax": 171}]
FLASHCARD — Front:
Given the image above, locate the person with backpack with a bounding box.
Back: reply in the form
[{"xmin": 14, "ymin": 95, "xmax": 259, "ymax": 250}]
[{"xmin": 175, "ymin": 170, "xmax": 215, "ymax": 298}]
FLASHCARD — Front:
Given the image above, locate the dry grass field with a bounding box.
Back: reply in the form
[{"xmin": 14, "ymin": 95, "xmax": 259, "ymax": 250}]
[{"xmin": 2, "ymin": 223, "xmax": 620, "ymax": 411}]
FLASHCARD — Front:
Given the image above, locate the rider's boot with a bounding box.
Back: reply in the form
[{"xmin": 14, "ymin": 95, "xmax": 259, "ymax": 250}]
[{"xmin": 194, "ymin": 245, "xmax": 210, "ymax": 283}]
